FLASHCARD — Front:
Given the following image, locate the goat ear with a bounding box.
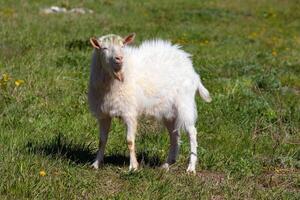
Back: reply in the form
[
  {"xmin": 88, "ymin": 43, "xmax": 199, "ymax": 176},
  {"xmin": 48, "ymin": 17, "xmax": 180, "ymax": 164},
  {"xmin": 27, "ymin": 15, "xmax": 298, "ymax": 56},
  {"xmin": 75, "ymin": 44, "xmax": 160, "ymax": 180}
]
[
  {"xmin": 123, "ymin": 33, "xmax": 135, "ymax": 45},
  {"xmin": 90, "ymin": 37, "xmax": 101, "ymax": 49}
]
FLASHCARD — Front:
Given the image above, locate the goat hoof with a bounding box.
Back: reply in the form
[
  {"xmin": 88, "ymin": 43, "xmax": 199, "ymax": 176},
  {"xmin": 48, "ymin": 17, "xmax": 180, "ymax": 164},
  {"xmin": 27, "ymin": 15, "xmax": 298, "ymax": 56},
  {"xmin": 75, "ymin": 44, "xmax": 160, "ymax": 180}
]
[
  {"xmin": 128, "ymin": 167, "xmax": 138, "ymax": 172},
  {"xmin": 129, "ymin": 163, "xmax": 139, "ymax": 171},
  {"xmin": 91, "ymin": 160, "xmax": 103, "ymax": 169},
  {"xmin": 186, "ymin": 165, "xmax": 196, "ymax": 174},
  {"xmin": 160, "ymin": 163, "xmax": 170, "ymax": 171}
]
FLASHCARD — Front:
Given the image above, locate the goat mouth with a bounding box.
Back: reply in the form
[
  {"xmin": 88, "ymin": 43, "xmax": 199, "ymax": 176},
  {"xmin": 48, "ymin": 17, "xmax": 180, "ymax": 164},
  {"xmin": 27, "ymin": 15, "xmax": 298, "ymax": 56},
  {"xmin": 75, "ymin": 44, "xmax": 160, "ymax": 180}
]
[{"xmin": 113, "ymin": 71, "xmax": 124, "ymax": 82}]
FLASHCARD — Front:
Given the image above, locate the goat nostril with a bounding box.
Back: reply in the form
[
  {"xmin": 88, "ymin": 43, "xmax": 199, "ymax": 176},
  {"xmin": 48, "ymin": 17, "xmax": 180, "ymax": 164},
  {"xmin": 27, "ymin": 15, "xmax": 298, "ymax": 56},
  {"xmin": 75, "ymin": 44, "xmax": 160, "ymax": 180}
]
[{"xmin": 115, "ymin": 56, "xmax": 123, "ymax": 62}]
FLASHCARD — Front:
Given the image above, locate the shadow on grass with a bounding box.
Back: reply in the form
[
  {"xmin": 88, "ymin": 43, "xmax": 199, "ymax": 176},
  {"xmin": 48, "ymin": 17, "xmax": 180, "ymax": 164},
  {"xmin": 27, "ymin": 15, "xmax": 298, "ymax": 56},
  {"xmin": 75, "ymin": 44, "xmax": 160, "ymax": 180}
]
[{"xmin": 25, "ymin": 133, "xmax": 162, "ymax": 167}]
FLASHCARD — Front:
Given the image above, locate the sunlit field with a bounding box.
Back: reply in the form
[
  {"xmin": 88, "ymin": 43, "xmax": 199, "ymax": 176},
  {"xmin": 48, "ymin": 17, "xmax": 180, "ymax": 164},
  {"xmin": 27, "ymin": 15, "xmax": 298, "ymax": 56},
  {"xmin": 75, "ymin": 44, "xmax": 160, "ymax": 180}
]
[{"xmin": 0, "ymin": 0, "xmax": 299, "ymax": 199}]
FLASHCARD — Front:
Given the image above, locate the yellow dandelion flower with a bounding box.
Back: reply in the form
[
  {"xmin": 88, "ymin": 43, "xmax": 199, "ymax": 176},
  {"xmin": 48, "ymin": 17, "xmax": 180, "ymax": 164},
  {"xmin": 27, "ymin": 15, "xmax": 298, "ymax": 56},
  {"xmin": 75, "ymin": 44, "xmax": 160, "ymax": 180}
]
[
  {"xmin": 204, "ymin": 40, "xmax": 209, "ymax": 44},
  {"xmin": 272, "ymin": 50, "xmax": 277, "ymax": 56},
  {"xmin": 251, "ymin": 32, "xmax": 257, "ymax": 37},
  {"xmin": 248, "ymin": 32, "xmax": 258, "ymax": 39},
  {"xmin": 2, "ymin": 73, "xmax": 9, "ymax": 82},
  {"xmin": 39, "ymin": 170, "xmax": 46, "ymax": 177},
  {"xmin": 15, "ymin": 79, "xmax": 24, "ymax": 86}
]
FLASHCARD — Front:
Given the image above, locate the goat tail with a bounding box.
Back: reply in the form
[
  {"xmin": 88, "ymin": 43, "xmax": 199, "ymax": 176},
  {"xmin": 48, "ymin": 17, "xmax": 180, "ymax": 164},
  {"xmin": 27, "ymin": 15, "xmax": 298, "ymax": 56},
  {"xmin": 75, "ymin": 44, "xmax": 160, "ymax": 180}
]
[{"xmin": 197, "ymin": 80, "xmax": 212, "ymax": 102}]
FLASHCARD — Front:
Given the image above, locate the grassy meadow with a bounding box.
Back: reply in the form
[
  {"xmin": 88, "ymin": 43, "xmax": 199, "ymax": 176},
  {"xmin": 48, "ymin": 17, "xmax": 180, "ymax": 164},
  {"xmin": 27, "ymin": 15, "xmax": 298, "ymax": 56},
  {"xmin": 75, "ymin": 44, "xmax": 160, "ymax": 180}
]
[{"xmin": 0, "ymin": 0, "xmax": 299, "ymax": 199}]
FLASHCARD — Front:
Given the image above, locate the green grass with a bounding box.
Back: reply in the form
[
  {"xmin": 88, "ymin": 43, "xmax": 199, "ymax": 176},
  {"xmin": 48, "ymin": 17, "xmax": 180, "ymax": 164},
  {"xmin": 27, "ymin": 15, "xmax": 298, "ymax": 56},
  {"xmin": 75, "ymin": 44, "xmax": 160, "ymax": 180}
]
[{"xmin": 1, "ymin": 0, "xmax": 299, "ymax": 199}]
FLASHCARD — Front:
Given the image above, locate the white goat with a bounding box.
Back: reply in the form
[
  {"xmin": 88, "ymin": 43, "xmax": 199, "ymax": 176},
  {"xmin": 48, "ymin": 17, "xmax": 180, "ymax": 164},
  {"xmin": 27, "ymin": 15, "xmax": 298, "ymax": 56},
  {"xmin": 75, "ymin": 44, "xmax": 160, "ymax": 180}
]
[{"xmin": 88, "ymin": 33, "xmax": 211, "ymax": 173}]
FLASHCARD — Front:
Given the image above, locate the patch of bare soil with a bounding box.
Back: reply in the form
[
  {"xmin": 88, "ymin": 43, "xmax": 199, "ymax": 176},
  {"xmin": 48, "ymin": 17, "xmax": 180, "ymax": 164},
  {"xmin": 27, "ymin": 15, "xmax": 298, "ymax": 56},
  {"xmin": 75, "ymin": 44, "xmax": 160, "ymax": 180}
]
[{"xmin": 257, "ymin": 168, "xmax": 300, "ymax": 192}]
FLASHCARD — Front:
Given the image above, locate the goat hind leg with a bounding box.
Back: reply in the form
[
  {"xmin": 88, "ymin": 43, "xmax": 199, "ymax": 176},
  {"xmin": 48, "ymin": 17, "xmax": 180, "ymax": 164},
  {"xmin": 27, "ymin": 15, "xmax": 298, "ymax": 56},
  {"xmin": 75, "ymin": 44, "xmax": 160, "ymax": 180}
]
[
  {"xmin": 161, "ymin": 119, "xmax": 180, "ymax": 171},
  {"xmin": 186, "ymin": 125, "xmax": 198, "ymax": 173}
]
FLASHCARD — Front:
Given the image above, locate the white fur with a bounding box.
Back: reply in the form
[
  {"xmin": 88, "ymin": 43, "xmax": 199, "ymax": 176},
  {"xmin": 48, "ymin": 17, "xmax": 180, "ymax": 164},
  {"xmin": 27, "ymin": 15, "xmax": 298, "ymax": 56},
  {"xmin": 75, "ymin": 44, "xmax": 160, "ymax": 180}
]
[{"xmin": 88, "ymin": 38, "xmax": 211, "ymax": 173}]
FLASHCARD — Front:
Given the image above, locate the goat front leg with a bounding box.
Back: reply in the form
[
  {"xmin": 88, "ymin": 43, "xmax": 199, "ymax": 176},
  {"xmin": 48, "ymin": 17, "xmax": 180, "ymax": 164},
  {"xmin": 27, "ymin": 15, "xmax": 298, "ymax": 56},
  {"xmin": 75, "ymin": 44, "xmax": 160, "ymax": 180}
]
[
  {"xmin": 124, "ymin": 117, "xmax": 139, "ymax": 171},
  {"xmin": 92, "ymin": 117, "xmax": 111, "ymax": 169}
]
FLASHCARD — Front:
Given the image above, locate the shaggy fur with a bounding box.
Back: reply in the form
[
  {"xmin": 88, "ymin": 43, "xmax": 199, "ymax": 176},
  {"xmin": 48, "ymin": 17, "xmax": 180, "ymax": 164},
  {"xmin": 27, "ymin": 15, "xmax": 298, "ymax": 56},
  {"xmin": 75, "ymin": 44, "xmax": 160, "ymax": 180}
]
[{"xmin": 88, "ymin": 34, "xmax": 211, "ymax": 173}]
